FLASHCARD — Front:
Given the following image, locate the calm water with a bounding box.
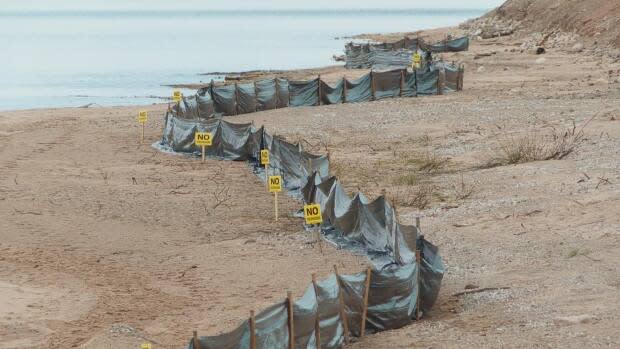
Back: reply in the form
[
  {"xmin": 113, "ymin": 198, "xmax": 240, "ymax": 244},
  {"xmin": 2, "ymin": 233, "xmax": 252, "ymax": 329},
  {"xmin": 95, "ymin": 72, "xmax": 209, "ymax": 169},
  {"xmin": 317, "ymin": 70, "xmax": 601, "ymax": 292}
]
[{"xmin": 0, "ymin": 9, "xmax": 485, "ymax": 110}]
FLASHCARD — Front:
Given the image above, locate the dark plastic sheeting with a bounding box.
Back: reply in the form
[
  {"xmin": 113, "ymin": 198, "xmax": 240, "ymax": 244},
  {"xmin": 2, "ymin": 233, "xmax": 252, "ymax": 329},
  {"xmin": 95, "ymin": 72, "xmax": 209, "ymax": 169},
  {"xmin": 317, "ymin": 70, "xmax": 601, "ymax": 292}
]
[
  {"xmin": 293, "ymin": 285, "xmax": 319, "ymax": 348},
  {"xmin": 373, "ymin": 70, "xmax": 402, "ymax": 100},
  {"xmin": 276, "ymin": 78, "xmax": 290, "ymax": 108},
  {"xmin": 289, "ymin": 78, "xmax": 319, "ymax": 107},
  {"xmin": 255, "ymin": 79, "xmax": 277, "ymax": 111},
  {"xmin": 315, "ymin": 275, "xmax": 345, "ymax": 349},
  {"xmin": 345, "ymin": 73, "xmax": 372, "ymax": 103},
  {"xmin": 196, "ymin": 94, "xmax": 215, "ymax": 117},
  {"xmin": 320, "ymin": 79, "xmax": 344, "ymax": 105},
  {"xmin": 425, "ymin": 36, "xmax": 470, "ymax": 53},
  {"xmin": 416, "ymin": 69, "xmax": 439, "ymax": 95},
  {"xmin": 237, "ymin": 83, "xmax": 257, "ymax": 114},
  {"xmin": 212, "ymin": 84, "xmax": 237, "ymax": 115},
  {"xmin": 171, "ymin": 66, "xmax": 459, "ymax": 119}
]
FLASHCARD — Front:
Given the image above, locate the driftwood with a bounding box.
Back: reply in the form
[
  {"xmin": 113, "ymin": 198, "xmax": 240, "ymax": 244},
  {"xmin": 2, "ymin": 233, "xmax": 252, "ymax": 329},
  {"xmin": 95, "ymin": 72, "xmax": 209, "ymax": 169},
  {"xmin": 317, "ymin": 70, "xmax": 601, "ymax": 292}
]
[{"xmin": 452, "ymin": 286, "xmax": 510, "ymax": 297}]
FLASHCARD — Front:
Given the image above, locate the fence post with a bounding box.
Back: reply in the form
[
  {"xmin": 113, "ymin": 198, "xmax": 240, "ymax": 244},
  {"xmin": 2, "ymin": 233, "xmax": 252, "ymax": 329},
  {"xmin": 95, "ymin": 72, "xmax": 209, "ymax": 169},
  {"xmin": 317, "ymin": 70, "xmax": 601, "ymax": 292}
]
[
  {"xmin": 254, "ymin": 80, "xmax": 259, "ymax": 112},
  {"xmin": 392, "ymin": 203, "xmax": 401, "ymax": 264},
  {"xmin": 250, "ymin": 310, "xmax": 257, "ymax": 349},
  {"xmin": 360, "ymin": 266, "xmax": 371, "ymax": 337},
  {"xmin": 317, "ymin": 75, "xmax": 321, "ymax": 106},
  {"xmin": 370, "ymin": 71, "xmax": 375, "ymax": 101},
  {"xmin": 287, "ymin": 291, "xmax": 295, "ymax": 349},
  {"xmin": 193, "ymin": 331, "xmax": 201, "ymax": 349},
  {"xmin": 311, "ymin": 273, "xmax": 322, "ymax": 348},
  {"xmin": 342, "ymin": 77, "xmax": 347, "ymax": 103},
  {"xmin": 209, "ymin": 79, "xmax": 215, "ymax": 102},
  {"xmin": 400, "ymin": 69, "xmax": 404, "ymax": 97},
  {"xmin": 234, "ymin": 82, "xmax": 239, "ymax": 115},
  {"xmin": 274, "ymin": 77, "xmax": 279, "ymax": 109}
]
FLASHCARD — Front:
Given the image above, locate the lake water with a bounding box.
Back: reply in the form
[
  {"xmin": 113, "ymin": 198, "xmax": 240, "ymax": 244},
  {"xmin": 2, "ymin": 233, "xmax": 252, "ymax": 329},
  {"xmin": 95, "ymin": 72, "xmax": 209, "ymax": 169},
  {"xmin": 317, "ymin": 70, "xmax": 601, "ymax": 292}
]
[{"xmin": 0, "ymin": 9, "xmax": 486, "ymax": 110}]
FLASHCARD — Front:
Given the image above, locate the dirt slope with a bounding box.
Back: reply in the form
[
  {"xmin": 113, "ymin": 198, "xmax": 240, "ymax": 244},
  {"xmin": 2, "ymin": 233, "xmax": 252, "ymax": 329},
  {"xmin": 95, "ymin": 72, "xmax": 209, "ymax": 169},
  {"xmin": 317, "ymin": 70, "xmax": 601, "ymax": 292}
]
[{"xmin": 493, "ymin": 0, "xmax": 620, "ymax": 47}]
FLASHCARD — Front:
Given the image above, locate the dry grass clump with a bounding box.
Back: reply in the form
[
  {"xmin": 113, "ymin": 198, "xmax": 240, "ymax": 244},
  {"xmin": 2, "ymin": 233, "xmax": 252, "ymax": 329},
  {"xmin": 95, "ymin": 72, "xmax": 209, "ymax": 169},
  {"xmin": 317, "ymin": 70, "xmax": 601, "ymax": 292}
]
[
  {"xmin": 407, "ymin": 151, "xmax": 450, "ymax": 173},
  {"xmin": 452, "ymin": 174, "xmax": 476, "ymax": 200},
  {"xmin": 487, "ymin": 124, "xmax": 585, "ymax": 167},
  {"xmin": 392, "ymin": 183, "xmax": 437, "ymax": 209},
  {"xmin": 396, "ymin": 173, "xmax": 419, "ymax": 186}
]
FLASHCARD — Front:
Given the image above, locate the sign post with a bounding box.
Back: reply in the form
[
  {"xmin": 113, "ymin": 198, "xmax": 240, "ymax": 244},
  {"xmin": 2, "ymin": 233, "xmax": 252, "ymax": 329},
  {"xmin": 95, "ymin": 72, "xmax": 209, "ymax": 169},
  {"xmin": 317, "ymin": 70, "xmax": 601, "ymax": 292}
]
[
  {"xmin": 138, "ymin": 110, "xmax": 148, "ymax": 142},
  {"xmin": 194, "ymin": 132, "xmax": 212, "ymax": 162},
  {"xmin": 173, "ymin": 90, "xmax": 182, "ymax": 104},
  {"xmin": 269, "ymin": 175, "xmax": 282, "ymax": 221},
  {"xmin": 304, "ymin": 203, "xmax": 323, "ymax": 253},
  {"xmin": 260, "ymin": 149, "xmax": 269, "ymax": 191}
]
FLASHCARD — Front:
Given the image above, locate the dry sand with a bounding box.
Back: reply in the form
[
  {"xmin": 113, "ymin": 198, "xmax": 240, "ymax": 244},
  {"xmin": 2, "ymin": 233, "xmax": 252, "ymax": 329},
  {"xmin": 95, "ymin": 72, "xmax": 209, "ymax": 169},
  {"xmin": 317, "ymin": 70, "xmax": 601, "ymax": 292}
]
[{"xmin": 1, "ymin": 30, "xmax": 620, "ymax": 349}]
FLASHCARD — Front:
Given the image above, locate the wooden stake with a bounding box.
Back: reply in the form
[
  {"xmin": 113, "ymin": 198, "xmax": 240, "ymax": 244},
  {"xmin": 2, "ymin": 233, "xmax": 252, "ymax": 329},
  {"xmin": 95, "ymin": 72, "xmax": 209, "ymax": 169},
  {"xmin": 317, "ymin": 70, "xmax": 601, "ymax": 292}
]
[
  {"xmin": 193, "ymin": 331, "xmax": 201, "ymax": 349},
  {"xmin": 265, "ymin": 164, "xmax": 269, "ymax": 192},
  {"xmin": 360, "ymin": 266, "xmax": 372, "ymax": 337},
  {"xmin": 201, "ymin": 145, "xmax": 205, "ymax": 163},
  {"xmin": 415, "ymin": 250, "xmax": 422, "ymax": 320},
  {"xmin": 234, "ymin": 83, "xmax": 239, "ymax": 115},
  {"xmin": 315, "ymin": 228, "xmax": 323, "ymax": 255},
  {"xmin": 287, "ymin": 291, "xmax": 295, "ymax": 349},
  {"xmin": 333, "ymin": 265, "xmax": 350, "ymax": 344},
  {"xmin": 274, "ymin": 192, "xmax": 279, "ymax": 222},
  {"xmin": 370, "ymin": 71, "xmax": 375, "ymax": 100},
  {"xmin": 342, "ymin": 77, "xmax": 347, "ymax": 103},
  {"xmin": 392, "ymin": 203, "xmax": 401, "ymax": 264},
  {"xmin": 317, "ymin": 75, "xmax": 321, "ymax": 106},
  {"xmin": 141, "ymin": 123, "xmax": 145, "ymax": 142},
  {"xmin": 416, "ymin": 216, "xmax": 421, "ymax": 230},
  {"xmin": 275, "ymin": 78, "xmax": 279, "ymax": 109},
  {"xmin": 400, "ymin": 69, "xmax": 404, "ymax": 97},
  {"xmin": 249, "ymin": 310, "xmax": 257, "ymax": 349},
  {"xmin": 311, "ymin": 273, "xmax": 322, "ymax": 347},
  {"xmin": 254, "ymin": 80, "xmax": 258, "ymax": 112}
]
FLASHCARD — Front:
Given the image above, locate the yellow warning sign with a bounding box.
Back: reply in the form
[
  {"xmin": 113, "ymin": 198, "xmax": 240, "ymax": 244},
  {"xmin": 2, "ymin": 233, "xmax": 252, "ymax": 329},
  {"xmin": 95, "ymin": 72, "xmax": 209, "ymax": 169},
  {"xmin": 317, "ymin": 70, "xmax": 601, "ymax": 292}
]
[
  {"xmin": 138, "ymin": 110, "xmax": 148, "ymax": 124},
  {"xmin": 141, "ymin": 344, "xmax": 152, "ymax": 349},
  {"xmin": 260, "ymin": 149, "xmax": 269, "ymax": 165},
  {"xmin": 269, "ymin": 175, "xmax": 282, "ymax": 193},
  {"xmin": 413, "ymin": 53, "xmax": 421, "ymax": 64},
  {"xmin": 194, "ymin": 132, "xmax": 212, "ymax": 146},
  {"xmin": 304, "ymin": 204, "xmax": 322, "ymax": 225},
  {"xmin": 173, "ymin": 90, "xmax": 182, "ymax": 102}
]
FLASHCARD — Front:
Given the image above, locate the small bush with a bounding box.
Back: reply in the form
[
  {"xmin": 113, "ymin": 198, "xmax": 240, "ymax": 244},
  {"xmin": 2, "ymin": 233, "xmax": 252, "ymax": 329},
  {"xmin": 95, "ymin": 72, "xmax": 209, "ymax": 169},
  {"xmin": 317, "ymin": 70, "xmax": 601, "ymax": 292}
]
[
  {"xmin": 487, "ymin": 125, "xmax": 585, "ymax": 167},
  {"xmin": 408, "ymin": 151, "xmax": 449, "ymax": 173},
  {"xmin": 393, "ymin": 183, "xmax": 436, "ymax": 209},
  {"xmin": 452, "ymin": 174, "xmax": 476, "ymax": 200}
]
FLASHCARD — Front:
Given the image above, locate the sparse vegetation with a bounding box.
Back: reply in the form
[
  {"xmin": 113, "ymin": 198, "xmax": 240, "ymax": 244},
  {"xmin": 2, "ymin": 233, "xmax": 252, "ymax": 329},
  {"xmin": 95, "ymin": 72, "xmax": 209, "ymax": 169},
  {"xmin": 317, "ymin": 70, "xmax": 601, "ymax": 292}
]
[
  {"xmin": 486, "ymin": 124, "xmax": 585, "ymax": 167},
  {"xmin": 392, "ymin": 182, "xmax": 437, "ymax": 209},
  {"xmin": 452, "ymin": 174, "xmax": 476, "ymax": 200},
  {"xmin": 396, "ymin": 173, "xmax": 419, "ymax": 186},
  {"xmin": 407, "ymin": 151, "xmax": 449, "ymax": 173}
]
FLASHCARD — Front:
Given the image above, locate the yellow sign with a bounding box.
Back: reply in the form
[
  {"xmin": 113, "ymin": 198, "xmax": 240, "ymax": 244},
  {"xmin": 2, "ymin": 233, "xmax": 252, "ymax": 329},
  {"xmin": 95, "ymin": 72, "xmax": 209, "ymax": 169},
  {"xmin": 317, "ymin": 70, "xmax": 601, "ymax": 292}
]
[
  {"xmin": 304, "ymin": 204, "xmax": 322, "ymax": 225},
  {"xmin": 141, "ymin": 344, "xmax": 152, "ymax": 349},
  {"xmin": 260, "ymin": 149, "xmax": 269, "ymax": 165},
  {"xmin": 269, "ymin": 175, "xmax": 282, "ymax": 193},
  {"xmin": 413, "ymin": 53, "xmax": 421, "ymax": 64},
  {"xmin": 173, "ymin": 90, "xmax": 182, "ymax": 102},
  {"xmin": 138, "ymin": 110, "xmax": 148, "ymax": 124},
  {"xmin": 195, "ymin": 132, "xmax": 212, "ymax": 146}
]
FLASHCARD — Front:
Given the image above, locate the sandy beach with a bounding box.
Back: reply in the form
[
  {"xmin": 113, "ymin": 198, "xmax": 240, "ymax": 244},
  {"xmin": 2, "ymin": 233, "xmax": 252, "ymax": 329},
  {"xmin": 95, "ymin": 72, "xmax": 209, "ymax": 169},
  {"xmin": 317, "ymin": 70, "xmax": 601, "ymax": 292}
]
[{"xmin": 2, "ymin": 5, "xmax": 620, "ymax": 349}]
